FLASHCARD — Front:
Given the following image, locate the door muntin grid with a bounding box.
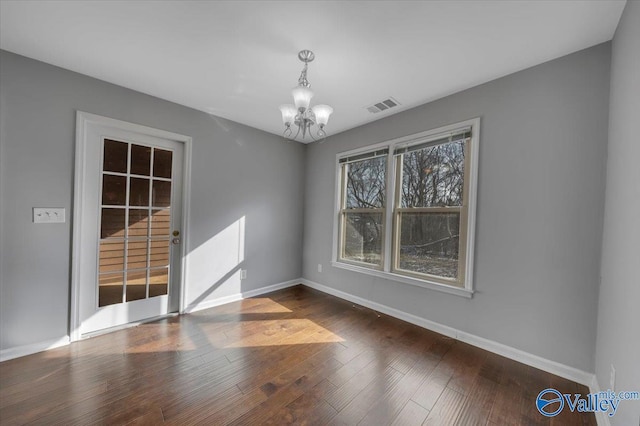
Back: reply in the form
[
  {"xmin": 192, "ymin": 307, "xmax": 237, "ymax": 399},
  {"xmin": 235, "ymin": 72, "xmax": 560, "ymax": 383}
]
[{"xmin": 98, "ymin": 139, "xmax": 173, "ymax": 307}]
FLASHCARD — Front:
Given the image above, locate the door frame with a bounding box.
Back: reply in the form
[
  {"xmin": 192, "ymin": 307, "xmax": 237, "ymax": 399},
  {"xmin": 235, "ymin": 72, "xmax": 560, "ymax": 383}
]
[{"xmin": 70, "ymin": 111, "xmax": 192, "ymax": 342}]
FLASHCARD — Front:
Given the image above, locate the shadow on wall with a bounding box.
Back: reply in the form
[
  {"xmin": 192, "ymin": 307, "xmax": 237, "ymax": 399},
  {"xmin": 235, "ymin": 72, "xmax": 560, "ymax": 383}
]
[{"xmin": 185, "ymin": 215, "xmax": 246, "ymax": 311}]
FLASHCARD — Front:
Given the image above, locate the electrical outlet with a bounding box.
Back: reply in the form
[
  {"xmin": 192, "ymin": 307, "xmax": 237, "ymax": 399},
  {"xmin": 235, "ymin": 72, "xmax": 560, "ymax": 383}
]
[
  {"xmin": 240, "ymin": 269, "xmax": 247, "ymax": 280},
  {"xmin": 610, "ymin": 364, "xmax": 616, "ymax": 390},
  {"xmin": 33, "ymin": 207, "xmax": 66, "ymax": 223},
  {"xmin": 318, "ymin": 263, "xmax": 322, "ymax": 273}
]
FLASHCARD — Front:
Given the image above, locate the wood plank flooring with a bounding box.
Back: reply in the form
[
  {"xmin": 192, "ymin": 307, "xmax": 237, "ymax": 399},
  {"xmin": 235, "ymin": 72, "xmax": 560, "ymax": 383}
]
[{"xmin": 0, "ymin": 285, "xmax": 596, "ymax": 425}]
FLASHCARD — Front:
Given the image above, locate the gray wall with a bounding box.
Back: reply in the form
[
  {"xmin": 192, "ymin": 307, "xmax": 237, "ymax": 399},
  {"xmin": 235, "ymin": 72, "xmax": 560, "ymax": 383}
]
[
  {"xmin": 1, "ymin": 31, "xmax": 631, "ymax": 392},
  {"xmin": 595, "ymin": 1, "xmax": 640, "ymax": 424},
  {"xmin": 303, "ymin": 43, "xmax": 611, "ymax": 372},
  {"xmin": 0, "ymin": 50, "xmax": 305, "ymax": 351}
]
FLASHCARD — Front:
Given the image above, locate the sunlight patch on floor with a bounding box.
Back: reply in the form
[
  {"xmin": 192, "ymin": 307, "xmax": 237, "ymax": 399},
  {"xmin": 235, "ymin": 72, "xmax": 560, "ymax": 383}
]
[
  {"xmin": 223, "ymin": 319, "xmax": 344, "ymax": 348},
  {"xmin": 235, "ymin": 297, "xmax": 293, "ymax": 314}
]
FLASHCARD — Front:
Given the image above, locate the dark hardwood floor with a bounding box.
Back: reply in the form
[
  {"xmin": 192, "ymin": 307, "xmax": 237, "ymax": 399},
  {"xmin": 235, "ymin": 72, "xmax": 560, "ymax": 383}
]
[{"xmin": 0, "ymin": 285, "xmax": 596, "ymax": 425}]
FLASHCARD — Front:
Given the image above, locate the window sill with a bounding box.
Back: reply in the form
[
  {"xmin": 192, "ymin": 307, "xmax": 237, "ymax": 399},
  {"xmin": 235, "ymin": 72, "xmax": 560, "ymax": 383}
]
[{"xmin": 331, "ymin": 261, "xmax": 474, "ymax": 298}]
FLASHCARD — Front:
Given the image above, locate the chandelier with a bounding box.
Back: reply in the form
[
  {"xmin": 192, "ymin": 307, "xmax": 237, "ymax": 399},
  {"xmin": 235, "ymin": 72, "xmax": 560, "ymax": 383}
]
[{"xmin": 279, "ymin": 50, "xmax": 333, "ymax": 142}]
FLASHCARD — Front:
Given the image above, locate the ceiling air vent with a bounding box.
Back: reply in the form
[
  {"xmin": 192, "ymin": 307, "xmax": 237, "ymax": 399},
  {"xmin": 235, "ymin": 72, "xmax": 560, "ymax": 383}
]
[{"xmin": 366, "ymin": 97, "xmax": 400, "ymax": 114}]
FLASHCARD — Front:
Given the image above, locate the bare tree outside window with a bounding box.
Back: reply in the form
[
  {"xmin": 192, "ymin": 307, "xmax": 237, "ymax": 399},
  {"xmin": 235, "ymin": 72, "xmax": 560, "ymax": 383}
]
[
  {"xmin": 400, "ymin": 142, "xmax": 465, "ymax": 208},
  {"xmin": 396, "ymin": 140, "xmax": 465, "ymax": 280},
  {"xmin": 340, "ymin": 155, "xmax": 386, "ymax": 266}
]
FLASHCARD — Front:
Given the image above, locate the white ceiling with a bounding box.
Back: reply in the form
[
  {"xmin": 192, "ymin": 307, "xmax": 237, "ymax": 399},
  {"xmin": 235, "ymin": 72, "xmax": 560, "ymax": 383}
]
[{"xmin": 0, "ymin": 1, "xmax": 626, "ymax": 143}]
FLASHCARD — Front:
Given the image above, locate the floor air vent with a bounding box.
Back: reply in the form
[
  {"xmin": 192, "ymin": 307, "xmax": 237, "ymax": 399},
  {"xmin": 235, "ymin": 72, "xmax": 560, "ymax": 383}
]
[{"xmin": 366, "ymin": 97, "xmax": 400, "ymax": 113}]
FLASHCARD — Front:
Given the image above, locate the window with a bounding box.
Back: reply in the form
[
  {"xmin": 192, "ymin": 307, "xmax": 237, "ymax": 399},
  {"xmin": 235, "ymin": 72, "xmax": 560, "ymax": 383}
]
[
  {"xmin": 334, "ymin": 119, "xmax": 479, "ymax": 296},
  {"xmin": 337, "ymin": 150, "xmax": 388, "ymax": 268}
]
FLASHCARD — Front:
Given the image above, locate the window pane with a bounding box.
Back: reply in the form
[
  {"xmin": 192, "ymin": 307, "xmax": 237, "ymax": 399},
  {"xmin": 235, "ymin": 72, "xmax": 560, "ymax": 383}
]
[
  {"xmin": 103, "ymin": 140, "xmax": 128, "ymax": 173},
  {"xmin": 99, "ymin": 241, "xmax": 124, "ymax": 273},
  {"xmin": 150, "ymin": 240, "xmax": 170, "ymax": 268},
  {"xmin": 99, "ymin": 272, "xmax": 123, "ymax": 307},
  {"xmin": 149, "ymin": 268, "xmax": 169, "ymax": 297},
  {"xmin": 397, "ymin": 212, "xmax": 460, "ymax": 280},
  {"xmin": 401, "ymin": 140, "xmax": 465, "ymax": 207},
  {"xmin": 345, "ymin": 156, "xmax": 386, "ymax": 209},
  {"xmin": 152, "ymin": 180, "xmax": 172, "ymax": 207},
  {"xmin": 130, "ymin": 144, "xmax": 151, "ymax": 176},
  {"xmin": 102, "ymin": 175, "xmax": 127, "ymax": 205},
  {"xmin": 129, "ymin": 177, "xmax": 150, "ymax": 206},
  {"xmin": 342, "ymin": 212, "xmax": 383, "ymax": 265},
  {"xmin": 128, "ymin": 209, "xmax": 149, "ymax": 238},
  {"xmin": 126, "ymin": 271, "xmax": 147, "ymax": 301},
  {"xmin": 100, "ymin": 208, "xmax": 125, "ymax": 238},
  {"xmin": 150, "ymin": 209, "xmax": 170, "ymax": 236},
  {"xmin": 127, "ymin": 240, "xmax": 148, "ymax": 270},
  {"xmin": 153, "ymin": 149, "xmax": 173, "ymax": 178}
]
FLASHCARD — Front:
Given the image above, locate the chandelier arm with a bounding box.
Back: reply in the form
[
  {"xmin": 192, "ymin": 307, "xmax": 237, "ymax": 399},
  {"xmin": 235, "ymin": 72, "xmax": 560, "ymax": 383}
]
[
  {"xmin": 308, "ymin": 125, "xmax": 325, "ymax": 143},
  {"xmin": 316, "ymin": 125, "xmax": 327, "ymax": 143},
  {"xmin": 283, "ymin": 124, "xmax": 293, "ymax": 140},
  {"xmin": 309, "ymin": 128, "xmax": 327, "ymax": 144},
  {"xmin": 291, "ymin": 124, "xmax": 302, "ymax": 141}
]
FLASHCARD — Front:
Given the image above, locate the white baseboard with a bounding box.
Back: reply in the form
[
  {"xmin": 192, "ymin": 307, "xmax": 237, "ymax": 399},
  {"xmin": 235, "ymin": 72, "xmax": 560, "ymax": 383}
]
[
  {"xmin": 589, "ymin": 375, "xmax": 612, "ymax": 426},
  {"xmin": 300, "ymin": 278, "xmax": 596, "ymax": 388},
  {"xmin": 456, "ymin": 330, "xmax": 595, "ymax": 387},
  {"xmin": 300, "ymin": 278, "xmax": 458, "ymax": 339},
  {"xmin": 0, "ymin": 336, "xmax": 70, "ymax": 362},
  {"xmin": 184, "ymin": 278, "xmax": 301, "ymax": 314}
]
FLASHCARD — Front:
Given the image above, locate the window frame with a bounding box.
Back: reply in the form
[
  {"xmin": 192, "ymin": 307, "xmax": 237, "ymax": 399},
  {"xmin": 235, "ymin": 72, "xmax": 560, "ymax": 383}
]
[{"xmin": 332, "ymin": 118, "xmax": 480, "ymax": 298}]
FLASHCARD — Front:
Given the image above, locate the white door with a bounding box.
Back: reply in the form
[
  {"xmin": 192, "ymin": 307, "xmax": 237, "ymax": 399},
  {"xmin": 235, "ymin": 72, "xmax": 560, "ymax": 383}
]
[{"xmin": 73, "ymin": 113, "xmax": 189, "ymax": 338}]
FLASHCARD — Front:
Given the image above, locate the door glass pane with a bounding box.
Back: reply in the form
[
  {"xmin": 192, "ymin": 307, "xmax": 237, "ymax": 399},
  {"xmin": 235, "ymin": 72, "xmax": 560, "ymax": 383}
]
[
  {"xmin": 99, "ymin": 241, "xmax": 124, "ymax": 273},
  {"xmin": 131, "ymin": 144, "xmax": 151, "ymax": 176},
  {"xmin": 127, "ymin": 240, "xmax": 148, "ymax": 270},
  {"xmin": 152, "ymin": 181, "xmax": 171, "ymax": 207},
  {"xmin": 149, "ymin": 268, "xmax": 169, "ymax": 297},
  {"xmin": 153, "ymin": 149, "xmax": 172, "ymax": 178},
  {"xmin": 150, "ymin": 240, "xmax": 170, "ymax": 268},
  {"xmin": 130, "ymin": 178, "xmax": 150, "ymax": 206},
  {"xmin": 102, "ymin": 175, "xmax": 127, "ymax": 205},
  {"xmin": 103, "ymin": 140, "xmax": 128, "ymax": 173},
  {"xmin": 101, "ymin": 208, "xmax": 126, "ymax": 238},
  {"xmin": 397, "ymin": 212, "xmax": 460, "ymax": 280},
  {"xmin": 342, "ymin": 212, "xmax": 383, "ymax": 266},
  {"xmin": 99, "ymin": 273, "xmax": 124, "ymax": 307},
  {"xmin": 128, "ymin": 209, "xmax": 149, "ymax": 237},
  {"xmin": 150, "ymin": 209, "xmax": 170, "ymax": 236},
  {"xmin": 126, "ymin": 271, "xmax": 147, "ymax": 301}
]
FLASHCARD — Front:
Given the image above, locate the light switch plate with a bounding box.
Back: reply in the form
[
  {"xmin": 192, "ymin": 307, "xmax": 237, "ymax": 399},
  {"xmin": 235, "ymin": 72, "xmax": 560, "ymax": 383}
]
[{"xmin": 33, "ymin": 208, "xmax": 66, "ymax": 223}]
